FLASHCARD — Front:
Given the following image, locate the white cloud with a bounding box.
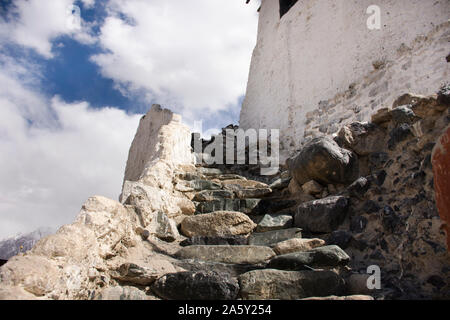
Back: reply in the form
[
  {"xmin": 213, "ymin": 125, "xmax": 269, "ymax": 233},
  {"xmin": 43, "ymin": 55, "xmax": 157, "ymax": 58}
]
[
  {"xmin": 92, "ymin": 0, "xmax": 259, "ymax": 120},
  {"xmin": 81, "ymin": 0, "xmax": 96, "ymax": 9},
  {"xmin": 0, "ymin": 54, "xmax": 141, "ymax": 238},
  {"xmin": 0, "ymin": 0, "xmax": 96, "ymax": 58}
]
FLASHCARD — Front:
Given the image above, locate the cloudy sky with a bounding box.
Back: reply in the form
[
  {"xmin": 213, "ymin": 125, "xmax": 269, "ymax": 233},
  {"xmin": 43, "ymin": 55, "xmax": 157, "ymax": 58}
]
[{"xmin": 0, "ymin": 0, "xmax": 259, "ymax": 239}]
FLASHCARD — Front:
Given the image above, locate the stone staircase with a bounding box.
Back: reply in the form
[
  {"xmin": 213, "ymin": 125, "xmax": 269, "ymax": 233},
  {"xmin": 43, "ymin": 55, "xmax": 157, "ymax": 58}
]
[{"xmin": 147, "ymin": 164, "xmax": 374, "ymax": 300}]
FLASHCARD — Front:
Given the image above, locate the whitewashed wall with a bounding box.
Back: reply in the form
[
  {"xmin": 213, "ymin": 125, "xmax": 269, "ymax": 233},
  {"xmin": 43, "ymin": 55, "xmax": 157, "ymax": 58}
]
[{"xmin": 240, "ymin": 0, "xmax": 450, "ymax": 162}]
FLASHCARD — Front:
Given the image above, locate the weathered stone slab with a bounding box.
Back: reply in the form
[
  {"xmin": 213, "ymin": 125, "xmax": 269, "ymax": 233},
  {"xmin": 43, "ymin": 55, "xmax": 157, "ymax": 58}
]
[
  {"xmin": 95, "ymin": 286, "xmax": 149, "ymax": 300},
  {"xmin": 173, "ymin": 259, "xmax": 264, "ymax": 277},
  {"xmin": 255, "ymin": 214, "xmax": 293, "ymax": 232},
  {"xmin": 268, "ymin": 245, "xmax": 350, "ymax": 270},
  {"xmin": 175, "ymin": 245, "xmax": 276, "ymax": 265},
  {"xmin": 180, "ymin": 235, "xmax": 248, "ymax": 246},
  {"xmin": 181, "ymin": 211, "xmax": 256, "ymax": 237},
  {"xmin": 193, "ymin": 190, "xmax": 234, "ymax": 202},
  {"xmin": 235, "ymin": 188, "xmax": 272, "ymax": 199},
  {"xmin": 294, "ymin": 196, "xmax": 349, "ymax": 232},
  {"xmin": 151, "ymin": 271, "xmax": 239, "ymax": 300},
  {"xmin": 111, "ymin": 263, "xmax": 160, "ymax": 285},
  {"xmin": 189, "ymin": 180, "xmax": 222, "ymax": 191},
  {"xmin": 248, "ymin": 228, "xmax": 302, "ymax": 246},
  {"xmin": 238, "ymin": 269, "xmax": 344, "ymax": 300},
  {"xmin": 273, "ymin": 238, "xmax": 326, "ymax": 255}
]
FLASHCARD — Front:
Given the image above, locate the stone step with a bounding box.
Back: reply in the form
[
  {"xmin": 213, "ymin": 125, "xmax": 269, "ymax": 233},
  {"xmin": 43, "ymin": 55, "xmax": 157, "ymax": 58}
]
[
  {"xmin": 193, "ymin": 190, "xmax": 234, "ymax": 201},
  {"xmin": 180, "ymin": 211, "xmax": 256, "ymax": 237},
  {"xmin": 175, "ymin": 245, "xmax": 276, "ymax": 265},
  {"xmin": 180, "ymin": 235, "xmax": 248, "ymax": 246},
  {"xmin": 272, "ymin": 238, "xmax": 326, "ymax": 255},
  {"xmin": 238, "ymin": 269, "xmax": 345, "ymax": 300},
  {"xmin": 267, "ymin": 245, "xmax": 350, "ymax": 270},
  {"xmin": 173, "ymin": 259, "xmax": 265, "ymax": 278},
  {"xmin": 247, "ymin": 228, "xmax": 302, "ymax": 246},
  {"xmin": 151, "ymin": 271, "xmax": 239, "ymax": 300},
  {"xmin": 195, "ymin": 198, "xmax": 297, "ymax": 215}
]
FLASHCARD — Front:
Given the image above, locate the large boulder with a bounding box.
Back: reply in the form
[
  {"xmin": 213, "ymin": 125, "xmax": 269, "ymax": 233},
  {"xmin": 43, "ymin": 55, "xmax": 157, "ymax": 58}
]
[
  {"xmin": 294, "ymin": 196, "xmax": 349, "ymax": 232},
  {"xmin": 151, "ymin": 271, "xmax": 239, "ymax": 300},
  {"xmin": 238, "ymin": 269, "xmax": 344, "ymax": 300},
  {"xmin": 287, "ymin": 137, "xmax": 359, "ymax": 185},
  {"xmin": 268, "ymin": 245, "xmax": 350, "ymax": 270},
  {"xmin": 180, "ymin": 211, "xmax": 256, "ymax": 237},
  {"xmin": 175, "ymin": 245, "xmax": 275, "ymax": 265}
]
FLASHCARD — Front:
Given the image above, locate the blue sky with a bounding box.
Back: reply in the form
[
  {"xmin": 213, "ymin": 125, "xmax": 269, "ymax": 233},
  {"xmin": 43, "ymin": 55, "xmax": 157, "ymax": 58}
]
[{"xmin": 0, "ymin": 0, "xmax": 259, "ymax": 238}]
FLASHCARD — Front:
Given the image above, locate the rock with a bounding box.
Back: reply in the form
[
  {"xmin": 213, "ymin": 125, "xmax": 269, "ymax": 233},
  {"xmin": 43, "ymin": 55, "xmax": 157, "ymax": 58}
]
[
  {"xmin": 217, "ymin": 174, "xmax": 247, "ymax": 180},
  {"xmin": 350, "ymin": 216, "xmax": 368, "ymax": 233},
  {"xmin": 388, "ymin": 124, "xmax": 413, "ymax": 150},
  {"xmin": 345, "ymin": 177, "xmax": 370, "ymax": 198},
  {"xmin": 248, "ymin": 228, "xmax": 302, "ymax": 246},
  {"xmin": 189, "ymin": 180, "xmax": 222, "ymax": 191},
  {"xmin": 147, "ymin": 211, "xmax": 179, "ymax": 242},
  {"xmin": 273, "ymin": 238, "xmax": 326, "ymax": 255},
  {"xmin": 437, "ymin": 84, "xmax": 450, "ymax": 105},
  {"xmin": 346, "ymin": 273, "xmax": 372, "ymax": 295},
  {"xmin": 151, "ymin": 271, "xmax": 239, "ymax": 300},
  {"xmin": 337, "ymin": 122, "xmax": 386, "ymax": 156},
  {"xmin": 238, "ymin": 269, "xmax": 344, "ymax": 300},
  {"xmin": 0, "ymin": 286, "xmax": 43, "ymax": 300},
  {"xmin": 221, "ymin": 179, "xmax": 269, "ymax": 191},
  {"xmin": 268, "ymin": 245, "xmax": 350, "ymax": 270},
  {"xmin": 325, "ymin": 231, "xmax": 354, "ymax": 249},
  {"xmin": 256, "ymin": 214, "xmax": 293, "ymax": 232},
  {"xmin": 288, "ymin": 179, "xmax": 302, "ymax": 194},
  {"xmin": 269, "ymin": 177, "xmax": 291, "ymax": 190},
  {"xmin": 301, "ymin": 180, "xmax": 323, "ymax": 195},
  {"xmin": 294, "ymin": 196, "xmax": 349, "ymax": 233},
  {"xmin": 0, "ymin": 255, "xmax": 61, "ymax": 297},
  {"xmin": 193, "ymin": 190, "xmax": 234, "ymax": 201},
  {"xmin": 301, "ymin": 295, "xmax": 374, "ymax": 300},
  {"xmin": 363, "ymin": 200, "xmax": 381, "ymax": 214},
  {"xmin": 175, "ymin": 245, "xmax": 276, "ymax": 265},
  {"xmin": 235, "ymin": 188, "xmax": 272, "ymax": 199},
  {"xmin": 250, "ymin": 199, "xmax": 297, "ymax": 215},
  {"xmin": 174, "ymin": 259, "xmax": 263, "ymax": 277},
  {"xmin": 180, "ymin": 211, "xmax": 256, "ymax": 237},
  {"xmin": 287, "ymin": 137, "xmax": 359, "ymax": 185},
  {"xmin": 180, "ymin": 235, "xmax": 248, "ymax": 246},
  {"xmin": 198, "ymin": 167, "xmax": 223, "ymax": 176},
  {"xmin": 371, "ymin": 107, "xmax": 392, "ymax": 124},
  {"xmin": 95, "ymin": 286, "xmax": 149, "ymax": 300},
  {"xmin": 111, "ymin": 263, "xmax": 160, "ymax": 285},
  {"xmin": 176, "ymin": 198, "xmax": 196, "ymax": 215},
  {"xmin": 390, "ymin": 105, "xmax": 418, "ymax": 125}
]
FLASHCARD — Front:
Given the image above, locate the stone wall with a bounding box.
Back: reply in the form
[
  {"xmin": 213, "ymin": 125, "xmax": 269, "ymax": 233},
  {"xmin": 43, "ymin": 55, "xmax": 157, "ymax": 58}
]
[{"xmin": 240, "ymin": 0, "xmax": 450, "ymax": 161}]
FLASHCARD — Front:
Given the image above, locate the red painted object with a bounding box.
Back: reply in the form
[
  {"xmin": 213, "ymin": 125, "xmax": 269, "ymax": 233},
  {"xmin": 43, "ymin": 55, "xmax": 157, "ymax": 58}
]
[{"xmin": 432, "ymin": 125, "xmax": 450, "ymax": 251}]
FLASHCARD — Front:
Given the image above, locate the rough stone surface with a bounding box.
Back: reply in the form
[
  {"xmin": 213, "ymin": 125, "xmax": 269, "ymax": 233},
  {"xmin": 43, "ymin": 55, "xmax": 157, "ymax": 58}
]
[
  {"xmin": 268, "ymin": 245, "xmax": 350, "ymax": 270},
  {"xmin": 301, "ymin": 180, "xmax": 323, "ymax": 195},
  {"xmin": 273, "ymin": 238, "xmax": 326, "ymax": 255},
  {"xmin": 238, "ymin": 269, "xmax": 344, "ymax": 300},
  {"xmin": 287, "ymin": 137, "xmax": 359, "ymax": 185},
  {"xmin": 180, "ymin": 211, "xmax": 256, "ymax": 237},
  {"xmin": 255, "ymin": 214, "xmax": 293, "ymax": 232},
  {"xmin": 111, "ymin": 263, "xmax": 160, "ymax": 286},
  {"xmin": 180, "ymin": 235, "xmax": 248, "ymax": 247},
  {"xmin": 151, "ymin": 271, "xmax": 239, "ymax": 300},
  {"xmin": 94, "ymin": 286, "xmax": 149, "ymax": 300},
  {"xmin": 294, "ymin": 196, "xmax": 349, "ymax": 232},
  {"xmin": 248, "ymin": 228, "xmax": 302, "ymax": 247},
  {"xmin": 175, "ymin": 245, "xmax": 276, "ymax": 265}
]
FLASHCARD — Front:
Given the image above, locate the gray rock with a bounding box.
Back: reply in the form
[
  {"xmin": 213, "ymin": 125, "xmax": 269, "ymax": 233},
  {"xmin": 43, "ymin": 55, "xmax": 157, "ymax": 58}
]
[
  {"xmin": 193, "ymin": 190, "xmax": 234, "ymax": 201},
  {"xmin": 95, "ymin": 286, "xmax": 148, "ymax": 300},
  {"xmin": 148, "ymin": 211, "xmax": 179, "ymax": 242},
  {"xmin": 287, "ymin": 137, "xmax": 359, "ymax": 185},
  {"xmin": 235, "ymin": 188, "xmax": 272, "ymax": 199},
  {"xmin": 350, "ymin": 216, "xmax": 368, "ymax": 233},
  {"xmin": 175, "ymin": 245, "xmax": 276, "ymax": 265},
  {"xmin": 255, "ymin": 214, "xmax": 293, "ymax": 232},
  {"xmin": 189, "ymin": 180, "xmax": 222, "ymax": 191},
  {"xmin": 198, "ymin": 168, "xmax": 223, "ymax": 176},
  {"xmin": 248, "ymin": 228, "xmax": 302, "ymax": 246},
  {"xmin": 268, "ymin": 245, "xmax": 350, "ymax": 270},
  {"xmin": 388, "ymin": 124, "xmax": 413, "ymax": 150},
  {"xmin": 180, "ymin": 235, "xmax": 248, "ymax": 246},
  {"xmin": 337, "ymin": 122, "xmax": 386, "ymax": 156},
  {"xmin": 294, "ymin": 196, "xmax": 349, "ymax": 232},
  {"xmin": 111, "ymin": 263, "xmax": 159, "ymax": 285},
  {"xmin": 173, "ymin": 259, "xmax": 264, "ymax": 277},
  {"xmin": 390, "ymin": 105, "xmax": 417, "ymax": 125},
  {"xmin": 151, "ymin": 271, "xmax": 239, "ymax": 300},
  {"xmin": 269, "ymin": 177, "xmax": 291, "ymax": 190},
  {"xmin": 238, "ymin": 269, "xmax": 345, "ymax": 300}
]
